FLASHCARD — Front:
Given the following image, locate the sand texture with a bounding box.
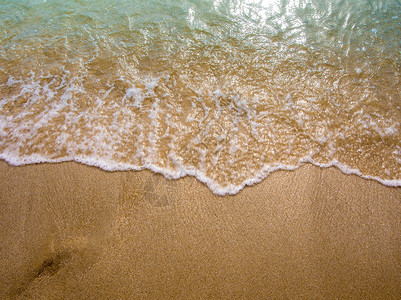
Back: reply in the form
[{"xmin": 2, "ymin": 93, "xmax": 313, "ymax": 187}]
[{"xmin": 0, "ymin": 160, "xmax": 400, "ymax": 299}]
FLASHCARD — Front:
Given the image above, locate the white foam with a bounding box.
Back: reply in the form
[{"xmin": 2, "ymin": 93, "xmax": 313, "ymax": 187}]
[
  {"xmin": 2, "ymin": 70, "xmax": 401, "ymax": 196},
  {"xmin": 123, "ymin": 86, "xmax": 143, "ymax": 108},
  {"xmin": 2, "ymin": 149, "xmax": 401, "ymax": 196}
]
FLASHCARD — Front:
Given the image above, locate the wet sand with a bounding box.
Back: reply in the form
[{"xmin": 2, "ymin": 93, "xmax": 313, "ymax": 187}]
[{"xmin": 0, "ymin": 160, "xmax": 400, "ymax": 299}]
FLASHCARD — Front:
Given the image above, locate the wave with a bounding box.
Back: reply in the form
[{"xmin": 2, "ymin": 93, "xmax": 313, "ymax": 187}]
[{"xmin": 0, "ymin": 0, "xmax": 400, "ymax": 194}]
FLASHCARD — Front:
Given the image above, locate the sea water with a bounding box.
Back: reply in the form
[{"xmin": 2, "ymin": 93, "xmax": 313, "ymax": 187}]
[{"xmin": 0, "ymin": 0, "xmax": 400, "ymax": 194}]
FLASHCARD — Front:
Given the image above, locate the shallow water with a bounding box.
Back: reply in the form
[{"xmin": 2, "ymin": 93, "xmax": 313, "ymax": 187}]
[{"xmin": 0, "ymin": 0, "xmax": 400, "ymax": 194}]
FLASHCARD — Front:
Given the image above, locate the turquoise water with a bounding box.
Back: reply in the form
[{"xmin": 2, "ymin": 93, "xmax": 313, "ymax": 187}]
[{"xmin": 0, "ymin": 0, "xmax": 400, "ymax": 194}]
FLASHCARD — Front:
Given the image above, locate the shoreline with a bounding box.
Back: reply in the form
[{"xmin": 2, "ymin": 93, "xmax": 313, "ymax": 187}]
[
  {"xmin": 1, "ymin": 160, "xmax": 400, "ymax": 298},
  {"xmin": 1, "ymin": 154, "xmax": 401, "ymax": 195}
]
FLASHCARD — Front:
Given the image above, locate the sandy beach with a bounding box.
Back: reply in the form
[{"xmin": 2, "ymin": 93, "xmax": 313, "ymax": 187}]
[
  {"xmin": 1, "ymin": 0, "xmax": 400, "ymax": 298},
  {"xmin": 0, "ymin": 160, "xmax": 400, "ymax": 299}
]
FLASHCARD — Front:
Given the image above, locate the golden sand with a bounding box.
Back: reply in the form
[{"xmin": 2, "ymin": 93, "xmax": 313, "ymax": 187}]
[{"xmin": 0, "ymin": 160, "xmax": 400, "ymax": 298}]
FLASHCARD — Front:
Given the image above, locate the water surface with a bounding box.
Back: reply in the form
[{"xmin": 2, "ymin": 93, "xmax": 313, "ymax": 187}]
[{"xmin": 1, "ymin": 0, "xmax": 400, "ymax": 194}]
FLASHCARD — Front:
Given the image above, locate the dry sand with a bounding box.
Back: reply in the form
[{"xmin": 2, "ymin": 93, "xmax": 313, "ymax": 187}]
[{"xmin": 0, "ymin": 160, "xmax": 400, "ymax": 299}]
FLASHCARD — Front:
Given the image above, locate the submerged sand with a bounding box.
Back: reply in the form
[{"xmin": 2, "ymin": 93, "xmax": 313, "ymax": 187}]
[{"xmin": 0, "ymin": 160, "xmax": 400, "ymax": 299}]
